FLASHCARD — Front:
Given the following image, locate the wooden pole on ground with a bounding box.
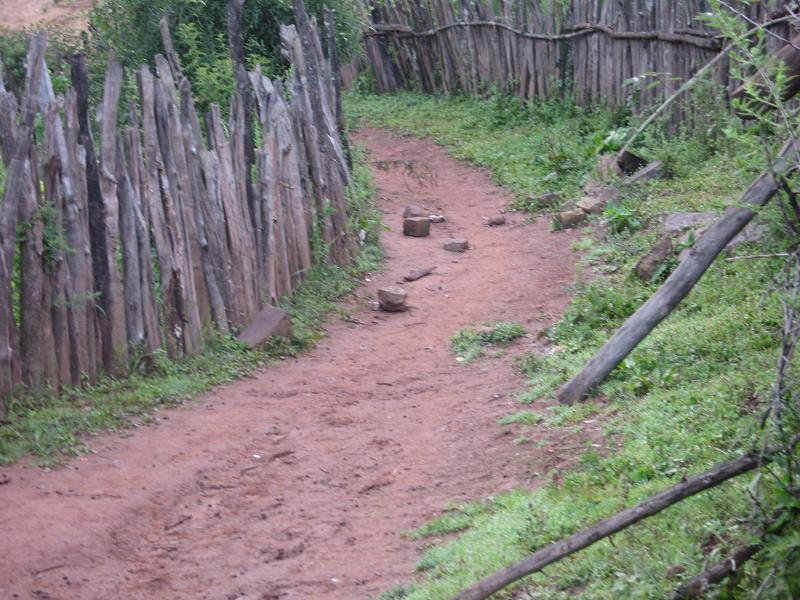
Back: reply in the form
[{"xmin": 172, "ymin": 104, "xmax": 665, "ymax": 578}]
[
  {"xmin": 557, "ymin": 139, "xmax": 799, "ymax": 405},
  {"xmin": 450, "ymin": 449, "xmax": 767, "ymax": 600}
]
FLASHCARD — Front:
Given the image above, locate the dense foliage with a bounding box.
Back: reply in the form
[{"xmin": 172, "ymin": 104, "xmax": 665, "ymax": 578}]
[{"xmin": 1, "ymin": 0, "xmax": 363, "ymax": 114}]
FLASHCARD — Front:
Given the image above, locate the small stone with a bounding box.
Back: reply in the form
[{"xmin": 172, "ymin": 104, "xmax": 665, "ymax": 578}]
[
  {"xmin": 576, "ymin": 197, "xmax": 607, "ymax": 215},
  {"xmin": 403, "ymin": 217, "xmax": 430, "ymax": 237},
  {"xmin": 378, "ymin": 286, "xmax": 408, "ymax": 312},
  {"xmin": 635, "ymin": 234, "xmax": 674, "ymax": 281},
  {"xmin": 404, "ymin": 266, "xmax": 436, "ymax": 282},
  {"xmin": 554, "ymin": 209, "xmax": 587, "ymax": 229},
  {"xmin": 488, "ymin": 215, "xmax": 506, "ymax": 226},
  {"xmin": 403, "ymin": 204, "xmax": 426, "ymax": 218},
  {"xmin": 429, "ymin": 215, "xmax": 445, "ymax": 223},
  {"xmin": 443, "ymin": 238, "xmax": 469, "ymax": 252}
]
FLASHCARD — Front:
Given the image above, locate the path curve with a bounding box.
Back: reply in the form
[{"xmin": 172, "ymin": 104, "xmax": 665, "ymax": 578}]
[{"xmin": 0, "ymin": 129, "xmax": 583, "ymax": 600}]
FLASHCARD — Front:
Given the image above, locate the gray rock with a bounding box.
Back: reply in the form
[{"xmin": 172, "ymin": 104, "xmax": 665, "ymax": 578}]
[
  {"xmin": 237, "ymin": 306, "xmax": 293, "ymax": 348},
  {"xmin": 403, "ymin": 216, "xmax": 431, "ymax": 237},
  {"xmin": 488, "ymin": 215, "xmax": 507, "ymax": 226},
  {"xmin": 404, "ymin": 266, "xmax": 436, "ymax": 282},
  {"xmin": 378, "ymin": 286, "xmax": 408, "ymax": 312},
  {"xmin": 444, "ymin": 238, "xmax": 470, "ymax": 252},
  {"xmin": 429, "ymin": 214, "xmax": 445, "ymax": 223},
  {"xmin": 577, "ymin": 197, "xmax": 607, "ymax": 215}
]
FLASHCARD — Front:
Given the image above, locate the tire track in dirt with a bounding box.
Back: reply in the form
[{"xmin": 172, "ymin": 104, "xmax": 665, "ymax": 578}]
[{"xmin": 0, "ymin": 129, "xmax": 594, "ymax": 599}]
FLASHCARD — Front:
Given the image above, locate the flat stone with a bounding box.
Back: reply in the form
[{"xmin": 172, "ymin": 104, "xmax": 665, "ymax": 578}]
[
  {"xmin": 576, "ymin": 197, "xmax": 607, "ymax": 215},
  {"xmin": 663, "ymin": 211, "xmax": 718, "ymax": 234},
  {"xmin": 624, "ymin": 160, "xmax": 663, "ymax": 185},
  {"xmin": 429, "ymin": 215, "xmax": 445, "ymax": 223},
  {"xmin": 635, "ymin": 234, "xmax": 674, "ymax": 281},
  {"xmin": 488, "ymin": 215, "xmax": 507, "ymax": 226},
  {"xmin": 444, "ymin": 238, "xmax": 469, "ymax": 252},
  {"xmin": 237, "ymin": 306, "xmax": 293, "ymax": 348},
  {"xmin": 403, "ymin": 217, "xmax": 431, "ymax": 237},
  {"xmin": 403, "ymin": 204, "xmax": 426, "ymax": 218},
  {"xmin": 378, "ymin": 286, "xmax": 408, "ymax": 312},
  {"xmin": 554, "ymin": 208, "xmax": 587, "ymax": 229}
]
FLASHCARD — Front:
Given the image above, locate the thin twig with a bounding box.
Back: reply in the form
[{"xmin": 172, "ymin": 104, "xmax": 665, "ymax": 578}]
[{"xmin": 725, "ymin": 253, "xmax": 790, "ymax": 261}]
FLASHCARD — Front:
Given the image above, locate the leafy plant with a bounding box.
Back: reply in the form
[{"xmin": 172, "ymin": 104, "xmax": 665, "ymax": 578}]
[{"xmin": 604, "ymin": 204, "xmax": 641, "ymax": 234}]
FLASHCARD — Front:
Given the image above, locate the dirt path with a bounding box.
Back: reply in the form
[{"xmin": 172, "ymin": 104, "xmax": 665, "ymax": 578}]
[
  {"xmin": 0, "ymin": 0, "xmax": 94, "ymax": 32},
  {"xmin": 0, "ymin": 129, "xmax": 585, "ymax": 600}
]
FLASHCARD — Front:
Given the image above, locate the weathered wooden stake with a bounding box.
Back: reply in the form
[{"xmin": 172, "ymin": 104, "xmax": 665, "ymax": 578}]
[{"xmin": 557, "ymin": 139, "xmax": 799, "ymax": 404}]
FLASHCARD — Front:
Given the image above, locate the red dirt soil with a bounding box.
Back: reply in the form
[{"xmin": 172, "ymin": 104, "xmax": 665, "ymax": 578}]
[
  {"xmin": 0, "ymin": 0, "xmax": 94, "ymax": 32},
  {"xmin": 0, "ymin": 129, "xmax": 593, "ymax": 600}
]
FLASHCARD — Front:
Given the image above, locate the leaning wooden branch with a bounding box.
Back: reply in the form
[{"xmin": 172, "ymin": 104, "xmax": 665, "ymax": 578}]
[
  {"xmin": 557, "ymin": 139, "xmax": 799, "ymax": 405},
  {"xmin": 450, "ymin": 448, "xmax": 774, "ymax": 600},
  {"xmin": 364, "ymin": 21, "xmax": 721, "ymax": 50},
  {"xmin": 619, "ymin": 15, "xmax": 797, "ymax": 157}
]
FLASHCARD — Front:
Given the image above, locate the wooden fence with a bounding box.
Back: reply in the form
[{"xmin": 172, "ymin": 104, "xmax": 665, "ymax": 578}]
[
  {"xmin": 361, "ymin": 0, "xmax": 795, "ymax": 117},
  {"xmin": 0, "ymin": 1, "xmax": 352, "ymax": 405}
]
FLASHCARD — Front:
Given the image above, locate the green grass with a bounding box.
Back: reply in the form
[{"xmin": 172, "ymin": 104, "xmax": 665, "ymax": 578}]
[
  {"xmin": 451, "ymin": 321, "xmax": 527, "ymax": 363},
  {"xmin": 348, "ymin": 91, "xmax": 791, "ymax": 598},
  {"xmin": 0, "ymin": 144, "xmax": 382, "ymax": 466}
]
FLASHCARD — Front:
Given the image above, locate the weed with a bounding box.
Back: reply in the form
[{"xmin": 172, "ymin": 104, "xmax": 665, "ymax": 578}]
[
  {"xmin": 498, "ymin": 411, "xmax": 544, "ymax": 427},
  {"xmin": 451, "ymin": 322, "xmax": 526, "ymax": 363},
  {"xmin": 604, "ymin": 204, "xmax": 642, "ymax": 234}
]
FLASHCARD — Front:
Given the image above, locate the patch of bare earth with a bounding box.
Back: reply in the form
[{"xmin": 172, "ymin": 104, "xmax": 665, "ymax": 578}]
[
  {"xmin": 0, "ymin": 129, "xmax": 600, "ymax": 599},
  {"xmin": 0, "ymin": 0, "xmax": 94, "ymax": 32}
]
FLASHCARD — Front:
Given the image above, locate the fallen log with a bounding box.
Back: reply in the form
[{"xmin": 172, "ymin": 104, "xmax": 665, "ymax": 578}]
[
  {"xmin": 450, "ymin": 450, "xmax": 766, "ymax": 600},
  {"xmin": 557, "ymin": 139, "xmax": 799, "ymax": 405}
]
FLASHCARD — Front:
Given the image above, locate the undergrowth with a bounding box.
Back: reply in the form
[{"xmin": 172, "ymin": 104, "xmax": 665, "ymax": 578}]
[
  {"xmin": 0, "ymin": 144, "xmax": 381, "ymax": 466},
  {"xmin": 347, "ymin": 90, "xmax": 791, "ymax": 597}
]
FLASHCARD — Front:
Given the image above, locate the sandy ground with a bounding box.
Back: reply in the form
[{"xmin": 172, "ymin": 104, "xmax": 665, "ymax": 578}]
[
  {"xmin": 0, "ymin": 129, "xmax": 596, "ymax": 599},
  {"xmin": 0, "ymin": 0, "xmax": 94, "ymax": 32}
]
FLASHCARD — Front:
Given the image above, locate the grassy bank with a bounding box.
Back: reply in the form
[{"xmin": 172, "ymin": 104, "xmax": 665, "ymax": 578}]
[
  {"xmin": 0, "ymin": 145, "xmax": 382, "ymax": 466},
  {"xmin": 347, "ymin": 91, "xmax": 791, "ymax": 598}
]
